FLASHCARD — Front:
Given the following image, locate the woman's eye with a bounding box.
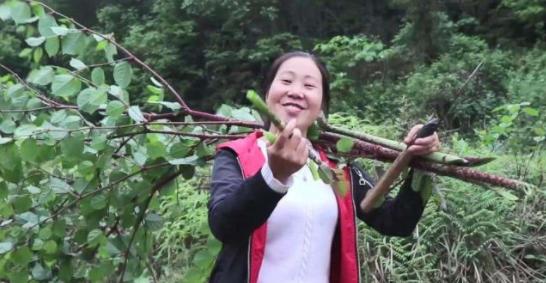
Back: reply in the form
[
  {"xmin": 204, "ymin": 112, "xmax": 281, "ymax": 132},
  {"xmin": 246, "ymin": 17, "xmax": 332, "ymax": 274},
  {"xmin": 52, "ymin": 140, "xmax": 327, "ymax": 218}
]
[
  {"xmin": 304, "ymin": 84, "xmax": 316, "ymax": 89},
  {"xmin": 281, "ymin": 79, "xmax": 292, "ymax": 84}
]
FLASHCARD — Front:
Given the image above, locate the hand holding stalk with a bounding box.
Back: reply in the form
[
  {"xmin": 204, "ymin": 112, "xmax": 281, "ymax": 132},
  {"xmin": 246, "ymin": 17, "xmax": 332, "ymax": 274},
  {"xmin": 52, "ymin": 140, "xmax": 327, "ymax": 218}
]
[{"xmin": 247, "ymin": 90, "xmax": 348, "ymax": 194}]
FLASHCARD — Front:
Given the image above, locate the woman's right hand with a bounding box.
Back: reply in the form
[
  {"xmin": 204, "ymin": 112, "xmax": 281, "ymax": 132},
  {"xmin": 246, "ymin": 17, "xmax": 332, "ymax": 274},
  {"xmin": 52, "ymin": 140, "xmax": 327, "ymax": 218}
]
[{"xmin": 267, "ymin": 119, "xmax": 309, "ymax": 184}]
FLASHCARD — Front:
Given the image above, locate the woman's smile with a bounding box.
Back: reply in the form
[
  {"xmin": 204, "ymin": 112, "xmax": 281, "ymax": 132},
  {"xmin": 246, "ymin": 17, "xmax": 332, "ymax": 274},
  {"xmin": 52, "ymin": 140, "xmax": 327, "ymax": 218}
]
[{"xmin": 282, "ymin": 102, "xmax": 306, "ymax": 116}]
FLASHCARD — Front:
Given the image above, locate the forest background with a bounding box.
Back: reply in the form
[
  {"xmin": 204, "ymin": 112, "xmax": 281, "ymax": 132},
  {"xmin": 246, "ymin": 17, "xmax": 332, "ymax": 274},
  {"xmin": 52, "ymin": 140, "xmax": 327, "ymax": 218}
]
[{"xmin": 0, "ymin": 0, "xmax": 544, "ymax": 282}]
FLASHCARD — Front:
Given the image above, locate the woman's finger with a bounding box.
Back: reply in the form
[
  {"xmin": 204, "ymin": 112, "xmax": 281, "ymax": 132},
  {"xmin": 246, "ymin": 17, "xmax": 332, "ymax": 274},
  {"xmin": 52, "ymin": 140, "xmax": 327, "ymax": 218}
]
[
  {"xmin": 274, "ymin": 119, "xmax": 297, "ymax": 149},
  {"xmin": 404, "ymin": 124, "xmax": 423, "ymax": 144},
  {"xmin": 295, "ymin": 137, "xmax": 309, "ymax": 164},
  {"xmin": 286, "ymin": 128, "xmax": 302, "ymax": 151},
  {"xmin": 413, "ymin": 135, "xmax": 436, "ymax": 146}
]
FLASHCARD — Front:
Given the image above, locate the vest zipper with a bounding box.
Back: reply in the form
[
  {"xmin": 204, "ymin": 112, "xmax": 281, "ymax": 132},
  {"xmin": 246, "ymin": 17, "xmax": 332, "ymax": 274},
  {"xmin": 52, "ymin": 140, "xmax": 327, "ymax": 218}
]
[
  {"xmin": 353, "ymin": 166, "xmax": 373, "ymax": 188},
  {"xmin": 348, "ymin": 167, "xmax": 362, "ymax": 283}
]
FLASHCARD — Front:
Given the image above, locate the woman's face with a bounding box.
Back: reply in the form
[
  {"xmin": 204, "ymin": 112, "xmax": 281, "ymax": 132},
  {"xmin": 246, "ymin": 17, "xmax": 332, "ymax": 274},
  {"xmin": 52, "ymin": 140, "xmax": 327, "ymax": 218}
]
[{"xmin": 265, "ymin": 57, "xmax": 323, "ymax": 134}]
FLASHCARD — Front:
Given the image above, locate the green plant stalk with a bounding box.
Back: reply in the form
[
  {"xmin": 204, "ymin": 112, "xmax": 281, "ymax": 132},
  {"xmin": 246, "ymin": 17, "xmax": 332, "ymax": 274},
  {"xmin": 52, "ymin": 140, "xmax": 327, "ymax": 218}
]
[{"xmin": 318, "ymin": 117, "xmax": 482, "ymax": 166}]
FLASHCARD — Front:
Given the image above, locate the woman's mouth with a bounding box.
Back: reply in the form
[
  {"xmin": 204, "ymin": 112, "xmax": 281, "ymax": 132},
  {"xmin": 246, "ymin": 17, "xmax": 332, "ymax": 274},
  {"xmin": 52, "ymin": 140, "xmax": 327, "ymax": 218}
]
[{"xmin": 282, "ymin": 103, "xmax": 305, "ymax": 116}]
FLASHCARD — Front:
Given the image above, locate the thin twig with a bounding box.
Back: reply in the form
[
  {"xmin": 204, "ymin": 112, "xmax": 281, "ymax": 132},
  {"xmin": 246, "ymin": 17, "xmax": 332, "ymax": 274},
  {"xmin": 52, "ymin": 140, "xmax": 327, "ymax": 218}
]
[
  {"xmin": 0, "ymin": 63, "xmax": 77, "ymax": 109},
  {"xmin": 31, "ymin": 162, "xmax": 173, "ymax": 229},
  {"xmin": 34, "ymin": 1, "xmax": 189, "ymax": 111},
  {"xmin": 455, "ymin": 60, "xmax": 484, "ymax": 97},
  {"xmin": 117, "ymin": 169, "xmax": 183, "ymax": 282}
]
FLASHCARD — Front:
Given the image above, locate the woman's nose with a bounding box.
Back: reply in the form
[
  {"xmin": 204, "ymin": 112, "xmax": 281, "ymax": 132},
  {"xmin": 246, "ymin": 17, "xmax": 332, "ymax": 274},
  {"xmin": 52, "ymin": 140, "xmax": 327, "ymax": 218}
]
[{"xmin": 287, "ymin": 86, "xmax": 304, "ymax": 99}]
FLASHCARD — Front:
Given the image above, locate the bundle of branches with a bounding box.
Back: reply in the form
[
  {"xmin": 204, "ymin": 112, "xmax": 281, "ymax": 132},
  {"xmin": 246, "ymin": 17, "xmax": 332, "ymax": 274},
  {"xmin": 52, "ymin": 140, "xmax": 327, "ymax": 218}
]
[{"xmin": 0, "ymin": 1, "xmax": 531, "ymax": 192}]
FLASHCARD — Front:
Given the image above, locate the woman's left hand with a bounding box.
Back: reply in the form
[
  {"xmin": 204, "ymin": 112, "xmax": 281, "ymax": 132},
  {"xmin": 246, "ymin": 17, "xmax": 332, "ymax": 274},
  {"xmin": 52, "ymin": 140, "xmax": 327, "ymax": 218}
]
[{"xmin": 403, "ymin": 124, "xmax": 441, "ymax": 156}]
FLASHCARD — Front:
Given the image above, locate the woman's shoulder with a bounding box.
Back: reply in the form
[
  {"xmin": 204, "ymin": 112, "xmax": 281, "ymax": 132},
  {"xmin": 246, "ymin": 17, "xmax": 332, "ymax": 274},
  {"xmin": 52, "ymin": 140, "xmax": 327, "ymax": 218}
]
[{"xmin": 217, "ymin": 131, "xmax": 263, "ymax": 153}]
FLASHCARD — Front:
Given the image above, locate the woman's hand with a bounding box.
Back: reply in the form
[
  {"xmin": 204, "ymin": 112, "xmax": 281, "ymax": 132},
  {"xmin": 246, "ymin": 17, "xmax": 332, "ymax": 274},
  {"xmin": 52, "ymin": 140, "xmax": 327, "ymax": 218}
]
[
  {"xmin": 403, "ymin": 124, "xmax": 441, "ymax": 156},
  {"xmin": 267, "ymin": 119, "xmax": 309, "ymax": 183}
]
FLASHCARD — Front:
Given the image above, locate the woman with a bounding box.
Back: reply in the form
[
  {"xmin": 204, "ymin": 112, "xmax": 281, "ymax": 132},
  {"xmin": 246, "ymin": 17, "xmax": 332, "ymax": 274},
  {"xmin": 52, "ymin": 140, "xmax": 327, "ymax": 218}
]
[{"xmin": 208, "ymin": 51, "xmax": 440, "ymax": 283}]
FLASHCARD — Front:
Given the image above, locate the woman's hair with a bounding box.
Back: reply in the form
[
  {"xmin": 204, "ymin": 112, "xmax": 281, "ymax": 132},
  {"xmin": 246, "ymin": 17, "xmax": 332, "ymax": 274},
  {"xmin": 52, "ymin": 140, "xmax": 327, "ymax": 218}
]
[{"xmin": 261, "ymin": 51, "xmax": 331, "ymax": 117}]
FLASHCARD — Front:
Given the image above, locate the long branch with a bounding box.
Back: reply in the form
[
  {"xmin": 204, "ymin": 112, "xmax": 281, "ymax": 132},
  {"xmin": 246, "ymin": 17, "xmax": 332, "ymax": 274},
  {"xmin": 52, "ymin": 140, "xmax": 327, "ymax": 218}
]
[
  {"xmin": 318, "ymin": 132, "xmax": 531, "ymax": 190},
  {"xmin": 34, "ymin": 1, "xmax": 189, "ymax": 111},
  {"xmin": 3, "ymin": 2, "xmax": 530, "ymax": 191}
]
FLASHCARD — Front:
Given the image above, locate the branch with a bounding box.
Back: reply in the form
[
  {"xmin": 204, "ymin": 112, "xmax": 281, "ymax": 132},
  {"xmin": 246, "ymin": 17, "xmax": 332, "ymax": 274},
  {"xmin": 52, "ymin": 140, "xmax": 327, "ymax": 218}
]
[
  {"xmin": 32, "ymin": 162, "xmax": 173, "ymax": 229},
  {"xmin": 0, "ymin": 63, "xmax": 77, "ymax": 110},
  {"xmin": 34, "ymin": 1, "xmax": 190, "ymax": 111},
  {"xmin": 318, "ymin": 132, "xmax": 532, "ymax": 190},
  {"xmin": 117, "ymin": 169, "xmax": 184, "ymax": 282},
  {"xmin": 320, "ymin": 120, "xmax": 481, "ymax": 166}
]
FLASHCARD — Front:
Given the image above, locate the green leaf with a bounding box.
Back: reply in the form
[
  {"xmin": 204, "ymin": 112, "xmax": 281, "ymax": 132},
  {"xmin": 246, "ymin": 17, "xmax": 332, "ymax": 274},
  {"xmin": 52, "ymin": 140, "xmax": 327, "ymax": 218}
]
[
  {"xmin": 90, "ymin": 195, "xmax": 107, "ymax": 210},
  {"xmin": 50, "ymin": 26, "xmax": 70, "ymax": 36},
  {"xmin": 14, "ymin": 124, "xmax": 38, "ymax": 138},
  {"xmin": 106, "ymin": 101, "xmax": 125, "ymax": 118},
  {"xmin": 20, "ymin": 139, "xmax": 40, "ymax": 162},
  {"xmin": 31, "ymin": 2, "xmax": 45, "ymax": 17},
  {"xmin": 33, "ymin": 47, "xmax": 43, "ymax": 64},
  {"xmin": 113, "ymin": 62, "xmax": 133, "ymax": 88},
  {"xmin": 9, "ymin": 273, "xmax": 29, "ymax": 283},
  {"xmin": 0, "ymin": 119, "xmax": 16, "ymax": 134},
  {"xmin": 69, "ymin": 58, "xmax": 87, "ymax": 71},
  {"xmin": 336, "ymin": 137, "xmax": 354, "ymax": 153},
  {"xmin": 77, "ymin": 87, "xmax": 107, "ymax": 114},
  {"xmin": 146, "ymin": 85, "xmax": 163, "ymax": 96},
  {"xmin": 60, "ymin": 134, "xmax": 84, "ymax": 159},
  {"xmin": 87, "ymin": 229, "xmax": 104, "ymax": 247},
  {"xmin": 307, "ymin": 122, "xmax": 321, "ymax": 140},
  {"xmin": 12, "ymin": 196, "xmax": 32, "ymax": 213},
  {"xmin": 25, "ymin": 185, "xmax": 41, "ymax": 194},
  {"xmin": 38, "ymin": 14, "xmax": 58, "ymax": 37},
  {"xmin": 51, "ymin": 74, "xmax": 81, "ymax": 98},
  {"xmin": 309, "ymin": 161, "xmax": 320, "ymax": 181},
  {"xmin": 38, "ymin": 226, "xmax": 52, "ymax": 240},
  {"xmin": 168, "ymin": 155, "xmax": 200, "ymax": 165},
  {"xmin": 10, "ymin": 246, "xmax": 33, "ymax": 265},
  {"xmin": 128, "ymin": 106, "xmax": 146, "ymax": 123},
  {"xmin": 0, "ymin": 143, "xmax": 23, "ymax": 182},
  {"xmin": 144, "ymin": 213, "xmax": 163, "ymax": 231},
  {"xmin": 50, "ymin": 177, "xmax": 73, "ymax": 194},
  {"xmin": 7, "ymin": 83, "xmax": 24, "ymax": 97},
  {"xmin": 0, "ymin": 242, "xmax": 13, "ymax": 254},
  {"xmin": 78, "ymin": 160, "xmax": 95, "ymax": 176},
  {"xmin": 91, "ymin": 67, "xmax": 105, "ymax": 85},
  {"xmin": 158, "ymin": 101, "xmax": 182, "ymax": 110},
  {"xmin": 0, "ymin": 4, "xmax": 11, "ymax": 21},
  {"xmin": 522, "ymin": 107, "xmax": 539, "ymax": 117},
  {"xmin": 32, "ymin": 263, "xmax": 52, "ymax": 280},
  {"xmin": 44, "ymin": 37, "xmax": 59, "ymax": 57},
  {"xmin": 104, "ymin": 42, "xmax": 117, "ymax": 62},
  {"xmin": 19, "ymin": 47, "xmax": 32, "ymax": 58},
  {"xmin": 196, "ymin": 142, "xmax": 214, "ymax": 157},
  {"xmin": 27, "ymin": 66, "xmax": 54, "ymax": 85},
  {"xmin": 43, "ymin": 240, "xmax": 57, "ymax": 254},
  {"xmin": 62, "ymin": 31, "xmax": 86, "ymax": 55},
  {"xmin": 25, "ymin": 36, "xmax": 46, "ymax": 47},
  {"xmin": 10, "ymin": 2, "xmax": 31, "ymax": 24}
]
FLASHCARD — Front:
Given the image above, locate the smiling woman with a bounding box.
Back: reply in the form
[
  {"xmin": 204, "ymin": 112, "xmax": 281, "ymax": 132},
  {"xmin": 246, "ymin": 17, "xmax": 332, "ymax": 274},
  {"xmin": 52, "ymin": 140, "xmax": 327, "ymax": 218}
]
[{"xmin": 207, "ymin": 51, "xmax": 441, "ymax": 283}]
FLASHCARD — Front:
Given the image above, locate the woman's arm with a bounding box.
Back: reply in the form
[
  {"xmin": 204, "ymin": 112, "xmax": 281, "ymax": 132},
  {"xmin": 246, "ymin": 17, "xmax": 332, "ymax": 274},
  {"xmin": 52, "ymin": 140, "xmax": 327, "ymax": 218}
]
[
  {"xmin": 352, "ymin": 164, "xmax": 432, "ymax": 237},
  {"xmin": 208, "ymin": 149, "xmax": 285, "ymax": 243}
]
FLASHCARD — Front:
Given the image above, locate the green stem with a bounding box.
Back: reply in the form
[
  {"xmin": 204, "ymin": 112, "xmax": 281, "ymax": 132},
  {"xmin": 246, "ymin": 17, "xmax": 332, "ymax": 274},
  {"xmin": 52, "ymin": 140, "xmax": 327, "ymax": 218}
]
[{"xmin": 319, "ymin": 117, "xmax": 476, "ymax": 166}]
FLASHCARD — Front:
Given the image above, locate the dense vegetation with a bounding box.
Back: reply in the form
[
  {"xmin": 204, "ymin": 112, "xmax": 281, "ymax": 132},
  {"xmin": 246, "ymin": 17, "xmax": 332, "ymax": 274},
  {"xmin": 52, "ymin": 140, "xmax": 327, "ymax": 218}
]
[{"xmin": 0, "ymin": 0, "xmax": 544, "ymax": 282}]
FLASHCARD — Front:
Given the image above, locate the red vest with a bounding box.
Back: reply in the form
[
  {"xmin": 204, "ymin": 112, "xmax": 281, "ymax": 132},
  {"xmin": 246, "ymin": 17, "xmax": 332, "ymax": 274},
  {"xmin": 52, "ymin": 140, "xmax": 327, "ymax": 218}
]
[{"xmin": 218, "ymin": 131, "xmax": 360, "ymax": 283}]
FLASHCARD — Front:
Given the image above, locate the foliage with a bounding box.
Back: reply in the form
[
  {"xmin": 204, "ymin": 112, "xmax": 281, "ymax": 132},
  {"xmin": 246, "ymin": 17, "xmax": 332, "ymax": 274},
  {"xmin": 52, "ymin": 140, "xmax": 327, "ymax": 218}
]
[
  {"xmin": 0, "ymin": 1, "xmax": 224, "ymax": 281},
  {"xmin": 0, "ymin": 0, "xmax": 544, "ymax": 282}
]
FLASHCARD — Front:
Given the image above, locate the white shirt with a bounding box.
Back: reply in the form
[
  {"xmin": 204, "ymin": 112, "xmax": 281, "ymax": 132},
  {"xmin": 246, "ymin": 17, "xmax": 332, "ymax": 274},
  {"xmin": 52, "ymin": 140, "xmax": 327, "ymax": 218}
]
[{"xmin": 256, "ymin": 138, "xmax": 339, "ymax": 283}]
